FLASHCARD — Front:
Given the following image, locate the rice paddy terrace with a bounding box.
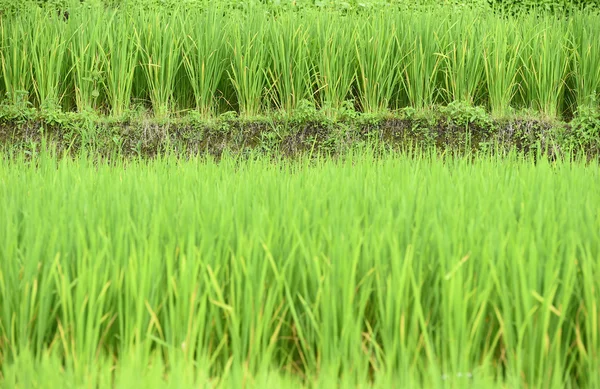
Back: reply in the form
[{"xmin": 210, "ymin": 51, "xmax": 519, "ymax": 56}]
[{"xmin": 0, "ymin": 1, "xmax": 599, "ymax": 388}]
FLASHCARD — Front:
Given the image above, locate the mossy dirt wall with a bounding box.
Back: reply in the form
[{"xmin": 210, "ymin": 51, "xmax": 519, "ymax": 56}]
[{"xmin": 1, "ymin": 104, "xmax": 598, "ymax": 159}]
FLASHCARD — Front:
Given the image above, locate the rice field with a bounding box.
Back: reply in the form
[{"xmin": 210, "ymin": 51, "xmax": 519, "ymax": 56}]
[
  {"xmin": 0, "ymin": 150, "xmax": 599, "ymax": 388},
  {"xmin": 1, "ymin": 5, "xmax": 600, "ymax": 119},
  {"xmin": 1, "ymin": 1, "xmax": 600, "ymax": 388}
]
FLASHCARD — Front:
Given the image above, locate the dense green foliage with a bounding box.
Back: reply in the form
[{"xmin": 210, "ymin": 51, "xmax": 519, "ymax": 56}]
[
  {"xmin": 2, "ymin": 0, "xmax": 600, "ymax": 13},
  {"xmin": 1, "ymin": 5, "xmax": 600, "ymax": 120},
  {"xmin": 0, "ymin": 151, "xmax": 599, "ymax": 387},
  {"xmin": 1, "ymin": 0, "xmax": 599, "ymax": 387}
]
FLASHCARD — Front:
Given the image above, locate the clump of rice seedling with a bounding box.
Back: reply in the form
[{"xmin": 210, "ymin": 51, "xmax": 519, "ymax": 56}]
[
  {"xmin": 265, "ymin": 13, "xmax": 314, "ymax": 113},
  {"xmin": 354, "ymin": 12, "xmax": 400, "ymax": 113},
  {"xmin": 0, "ymin": 14, "xmax": 33, "ymax": 106},
  {"xmin": 311, "ymin": 11, "xmax": 356, "ymax": 115},
  {"xmin": 68, "ymin": 7, "xmax": 111, "ymax": 113},
  {"xmin": 101, "ymin": 11, "xmax": 138, "ymax": 117},
  {"xmin": 227, "ymin": 12, "xmax": 267, "ymax": 117},
  {"xmin": 439, "ymin": 11, "xmax": 485, "ymax": 106},
  {"xmin": 180, "ymin": 8, "xmax": 228, "ymax": 118},
  {"xmin": 136, "ymin": 11, "xmax": 183, "ymax": 118},
  {"xmin": 397, "ymin": 10, "xmax": 444, "ymax": 109},
  {"xmin": 483, "ymin": 16, "xmax": 522, "ymax": 117},
  {"xmin": 28, "ymin": 8, "xmax": 70, "ymax": 110},
  {"xmin": 520, "ymin": 15, "xmax": 570, "ymax": 118},
  {"xmin": 570, "ymin": 11, "xmax": 600, "ymax": 110}
]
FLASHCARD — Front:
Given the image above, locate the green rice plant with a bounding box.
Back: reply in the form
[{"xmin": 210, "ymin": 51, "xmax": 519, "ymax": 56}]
[
  {"xmin": 227, "ymin": 12, "xmax": 267, "ymax": 117},
  {"xmin": 520, "ymin": 16, "xmax": 570, "ymax": 118},
  {"xmin": 0, "ymin": 27, "xmax": 2, "ymax": 100},
  {"xmin": 27, "ymin": 9, "xmax": 70, "ymax": 110},
  {"xmin": 100, "ymin": 11, "xmax": 138, "ymax": 117},
  {"xmin": 576, "ymin": 232, "xmax": 600, "ymax": 389},
  {"xmin": 311, "ymin": 12, "xmax": 356, "ymax": 114},
  {"xmin": 0, "ymin": 152, "xmax": 63, "ymax": 363},
  {"xmin": 1, "ymin": 150, "xmax": 599, "ymax": 387},
  {"xmin": 136, "ymin": 11, "xmax": 183, "ymax": 118},
  {"xmin": 485, "ymin": 158, "xmax": 585, "ymax": 388},
  {"xmin": 372, "ymin": 243, "xmax": 434, "ymax": 385},
  {"xmin": 180, "ymin": 8, "xmax": 228, "ymax": 118},
  {"xmin": 570, "ymin": 11, "xmax": 600, "ymax": 110},
  {"xmin": 0, "ymin": 14, "xmax": 33, "ymax": 106},
  {"xmin": 397, "ymin": 11, "xmax": 444, "ymax": 109},
  {"xmin": 483, "ymin": 16, "xmax": 522, "ymax": 117},
  {"xmin": 49, "ymin": 239, "xmax": 116, "ymax": 370},
  {"xmin": 68, "ymin": 7, "xmax": 111, "ymax": 113},
  {"xmin": 1, "ymin": 4, "xmax": 600, "ymax": 119},
  {"xmin": 354, "ymin": 13, "xmax": 400, "ymax": 113},
  {"xmin": 439, "ymin": 11, "xmax": 485, "ymax": 106},
  {"xmin": 265, "ymin": 13, "xmax": 313, "ymax": 113}
]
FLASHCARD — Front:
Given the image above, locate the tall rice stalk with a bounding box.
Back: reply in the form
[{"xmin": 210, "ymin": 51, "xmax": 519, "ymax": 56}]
[
  {"xmin": 577, "ymin": 237, "xmax": 600, "ymax": 389},
  {"xmin": 0, "ymin": 14, "xmax": 33, "ymax": 106},
  {"xmin": 520, "ymin": 16, "xmax": 570, "ymax": 118},
  {"xmin": 181, "ymin": 8, "xmax": 228, "ymax": 118},
  {"xmin": 398, "ymin": 11, "xmax": 443, "ymax": 109},
  {"xmin": 439, "ymin": 12, "xmax": 485, "ymax": 105},
  {"xmin": 137, "ymin": 11, "xmax": 183, "ymax": 118},
  {"xmin": 483, "ymin": 17, "xmax": 522, "ymax": 117},
  {"xmin": 354, "ymin": 13, "xmax": 400, "ymax": 113},
  {"xmin": 312, "ymin": 12, "xmax": 356, "ymax": 114},
  {"xmin": 101, "ymin": 11, "xmax": 138, "ymax": 117},
  {"xmin": 487, "ymin": 158, "xmax": 581, "ymax": 388},
  {"xmin": 28, "ymin": 9, "xmax": 70, "ymax": 110},
  {"xmin": 228, "ymin": 12, "xmax": 267, "ymax": 117},
  {"xmin": 68, "ymin": 7, "xmax": 111, "ymax": 113},
  {"xmin": 265, "ymin": 13, "xmax": 313, "ymax": 113},
  {"xmin": 570, "ymin": 12, "xmax": 600, "ymax": 109}
]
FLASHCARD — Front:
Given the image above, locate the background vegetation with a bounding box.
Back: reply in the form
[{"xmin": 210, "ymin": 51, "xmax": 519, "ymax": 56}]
[{"xmin": 1, "ymin": 5, "xmax": 600, "ymax": 122}]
